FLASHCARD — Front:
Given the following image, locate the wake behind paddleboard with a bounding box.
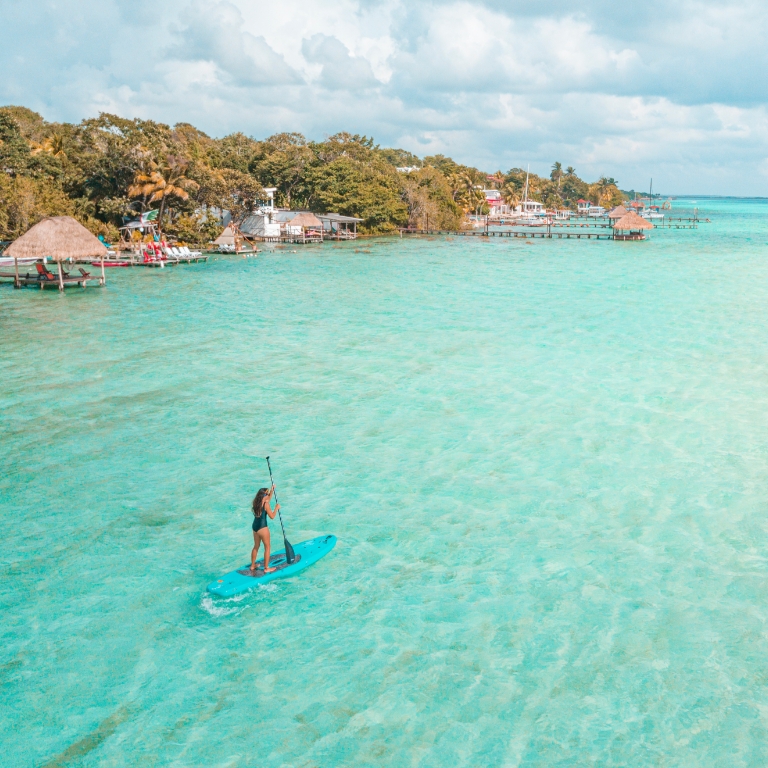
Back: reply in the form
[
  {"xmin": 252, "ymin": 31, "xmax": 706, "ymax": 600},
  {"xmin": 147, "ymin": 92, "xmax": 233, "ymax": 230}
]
[{"xmin": 207, "ymin": 535, "xmax": 336, "ymax": 597}]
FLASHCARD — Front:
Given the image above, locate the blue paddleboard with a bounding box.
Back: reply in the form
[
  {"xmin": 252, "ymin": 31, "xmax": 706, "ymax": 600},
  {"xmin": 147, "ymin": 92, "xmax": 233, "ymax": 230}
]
[{"xmin": 207, "ymin": 535, "xmax": 336, "ymax": 597}]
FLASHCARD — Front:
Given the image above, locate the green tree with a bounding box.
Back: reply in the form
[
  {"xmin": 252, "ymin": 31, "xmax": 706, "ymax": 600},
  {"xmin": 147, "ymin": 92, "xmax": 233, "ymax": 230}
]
[
  {"xmin": 378, "ymin": 147, "xmax": 422, "ymax": 169},
  {"xmin": 305, "ymin": 155, "xmax": 407, "ymax": 232},
  {"xmin": 588, "ymin": 176, "xmax": 623, "ymax": 208},
  {"xmin": 0, "ymin": 174, "xmax": 74, "ymax": 238},
  {"xmin": 128, "ymin": 156, "xmax": 199, "ymax": 235},
  {"xmin": 252, "ymin": 133, "xmax": 315, "ymax": 207},
  {"xmin": 401, "ymin": 167, "xmax": 462, "ymax": 229}
]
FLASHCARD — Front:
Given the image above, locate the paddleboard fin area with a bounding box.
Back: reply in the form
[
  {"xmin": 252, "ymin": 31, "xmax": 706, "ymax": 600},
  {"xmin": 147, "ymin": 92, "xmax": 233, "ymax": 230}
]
[{"xmin": 207, "ymin": 535, "xmax": 336, "ymax": 597}]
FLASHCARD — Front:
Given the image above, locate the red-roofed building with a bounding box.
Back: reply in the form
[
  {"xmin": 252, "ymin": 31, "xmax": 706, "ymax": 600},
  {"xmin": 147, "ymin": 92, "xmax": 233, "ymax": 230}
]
[{"xmin": 484, "ymin": 189, "xmax": 509, "ymax": 215}]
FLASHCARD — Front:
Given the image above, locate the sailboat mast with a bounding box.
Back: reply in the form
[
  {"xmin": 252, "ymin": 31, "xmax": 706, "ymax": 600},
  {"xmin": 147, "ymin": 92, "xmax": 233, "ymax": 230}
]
[{"xmin": 524, "ymin": 165, "xmax": 530, "ymax": 205}]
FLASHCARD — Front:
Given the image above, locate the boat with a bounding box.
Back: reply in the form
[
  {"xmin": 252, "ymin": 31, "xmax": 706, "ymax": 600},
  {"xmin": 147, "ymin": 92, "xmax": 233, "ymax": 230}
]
[
  {"xmin": 515, "ymin": 167, "xmax": 548, "ymax": 225},
  {"xmin": 0, "ymin": 256, "xmax": 39, "ymax": 268},
  {"xmin": 92, "ymin": 260, "xmax": 132, "ymax": 267},
  {"xmin": 640, "ymin": 178, "xmax": 664, "ymax": 220}
]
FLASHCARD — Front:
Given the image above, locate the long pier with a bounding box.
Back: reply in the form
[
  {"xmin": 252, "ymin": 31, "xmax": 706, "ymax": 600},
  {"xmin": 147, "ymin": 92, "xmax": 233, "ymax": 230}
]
[
  {"xmin": 103, "ymin": 253, "xmax": 210, "ymax": 268},
  {"xmin": 484, "ymin": 219, "xmax": 698, "ymax": 230},
  {"xmin": 403, "ymin": 215, "xmax": 700, "ymax": 240},
  {"xmin": 400, "ymin": 228, "xmax": 615, "ymax": 240}
]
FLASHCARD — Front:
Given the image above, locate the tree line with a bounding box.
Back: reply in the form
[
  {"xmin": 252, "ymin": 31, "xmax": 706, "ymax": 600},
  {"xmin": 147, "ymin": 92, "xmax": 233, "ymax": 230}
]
[{"xmin": 0, "ymin": 106, "xmax": 625, "ymax": 241}]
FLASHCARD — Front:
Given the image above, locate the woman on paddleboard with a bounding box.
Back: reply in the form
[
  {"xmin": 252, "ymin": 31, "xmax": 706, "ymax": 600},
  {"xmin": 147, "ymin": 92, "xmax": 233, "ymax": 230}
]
[{"xmin": 251, "ymin": 486, "xmax": 279, "ymax": 573}]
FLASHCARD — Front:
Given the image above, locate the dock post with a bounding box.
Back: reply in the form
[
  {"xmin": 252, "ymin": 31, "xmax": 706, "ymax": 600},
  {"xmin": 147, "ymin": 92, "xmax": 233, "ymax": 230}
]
[
  {"xmin": 13, "ymin": 256, "xmax": 19, "ymax": 289},
  {"xmin": 100, "ymin": 253, "xmax": 106, "ymax": 285},
  {"xmin": 57, "ymin": 260, "xmax": 64, "ymax": 292}
]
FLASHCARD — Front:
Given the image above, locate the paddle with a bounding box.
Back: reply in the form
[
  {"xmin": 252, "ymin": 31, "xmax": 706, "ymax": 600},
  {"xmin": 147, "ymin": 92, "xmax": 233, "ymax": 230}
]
[{"xmin": 266, "ymin": 456, "xmax": 296, "ymax": 564}]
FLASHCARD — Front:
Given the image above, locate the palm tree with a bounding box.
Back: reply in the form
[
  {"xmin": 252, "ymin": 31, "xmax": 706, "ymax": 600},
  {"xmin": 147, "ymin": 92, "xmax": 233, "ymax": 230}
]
[
  {"xmin": 43, "ymin": 133, "xmax": 66, "ymax": 158},
  {"xmin": 565, "ymin": 166, "xmax": 576, "ymax": 177},
  {"xmin": 551, "ymin": 162, "xmax": 563, "ymax": 189},
  {"xmin": 446, "ymin": 172, "xmax": 485, "ymax": 215},
  {"xmin": 487, "ymin": 171, "xmax": 504, "ymax": 189},
  {"xmin": 595, "ymin": 176, "xmax": 615, "ymax": 206},
  {"xmin": 501, "ymin": 181, "xmax": 521, "ymax": 210},
  {"xmin": 128, "ymin": 156, "xmax": 199, "ymax": 234},
  {"xmin": 30, "ymin": 132, "xmax": 67, "ymax": 158}
]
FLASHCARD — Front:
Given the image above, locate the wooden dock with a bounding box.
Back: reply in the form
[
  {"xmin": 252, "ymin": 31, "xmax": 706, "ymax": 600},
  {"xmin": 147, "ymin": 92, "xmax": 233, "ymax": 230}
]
[
  {"xmin": 0, "ymin": 268, "xmax": 105, "ymax": 290},
  {"xmin": 400, "ymin": 216, "xmax": 700, "ymax": 240},
  {"xmin": 108, "ymin": 253, "xmax": 210, "ymax": 267},
  {"xmin": 400, "ymin": 228, "xmax": 614, "ymax": 240},
  {"xmin": 0, "ymin": 249, "xmax": 209, "ymax": 291}
]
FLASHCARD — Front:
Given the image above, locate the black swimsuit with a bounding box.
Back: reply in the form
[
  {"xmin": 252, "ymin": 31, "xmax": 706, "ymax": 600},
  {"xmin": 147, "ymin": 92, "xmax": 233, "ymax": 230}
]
[{"xmin": 252, "ymin": 504, "xmax": 268, "ymax": 532}]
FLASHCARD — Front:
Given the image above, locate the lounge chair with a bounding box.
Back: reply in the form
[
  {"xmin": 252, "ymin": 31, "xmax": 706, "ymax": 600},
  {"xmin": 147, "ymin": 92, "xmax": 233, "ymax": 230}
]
[
  {"xmin": 171, "ymin": 247, "xmax": 183, "ymax": 258},
  {"xmin": 78, "ymin": 267, "xmax": 92, "ymax": 278},
  {"xmin": 35, "ymin": 263, "xmax": 58, "ymax": 280}
]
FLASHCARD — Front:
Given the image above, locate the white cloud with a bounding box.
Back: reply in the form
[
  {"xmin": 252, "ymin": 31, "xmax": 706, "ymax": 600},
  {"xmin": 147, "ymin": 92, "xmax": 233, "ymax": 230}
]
[
  {"xmin": 171, "ymin": 1, "xmax": 302, "ymax": 87},
  {"xmin": 302, "ymin": 34, "xmax": 379, "ymax": 90},
  {"xmin": 1, "ymin": 0, "xmax": 768, "ymax": 193}
]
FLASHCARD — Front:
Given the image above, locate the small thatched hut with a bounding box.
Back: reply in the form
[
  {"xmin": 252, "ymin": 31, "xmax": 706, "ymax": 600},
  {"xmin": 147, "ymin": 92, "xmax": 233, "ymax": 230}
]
[
  {"xmin": 613, "ymin": 211, "xmax": 653, "ymax": 241},
  {"xmin": 608, "ymin": 205, "xmax": 628, "ymax": 219},
  {"xmin": 290, "ymin": 213, "xmax": 323, "ymax": 230},
  {"xmin": 285, "ymin": 212, "xmax": 324, "ymax": 243},
  {"xmin": 5, "ymin": 216, "xmax": 108, "ymax": 289},
  {"xmin": 6, "ymin": 216, "xmax": 107, "ymax": 262}
]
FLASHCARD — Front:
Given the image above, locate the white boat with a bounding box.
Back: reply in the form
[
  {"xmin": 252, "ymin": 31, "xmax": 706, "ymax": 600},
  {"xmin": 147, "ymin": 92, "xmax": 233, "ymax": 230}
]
[
  {"xmin": 640, "ymin": 179, "xmax": 664, "ymax": 219},
  {"xmin": 554, "ymin": 210, "xmax": 571, "ymax": 220},
  {"xmin": 515, "ymin": 167, "xmax": 547, "ymax": 225},
  {"xmin": 0, "ymin": 256, "xmax": 39, "ymax": 268},
  {"xmin": 640, "ymin": 209, "xmax": 664, "ymax": 221}
]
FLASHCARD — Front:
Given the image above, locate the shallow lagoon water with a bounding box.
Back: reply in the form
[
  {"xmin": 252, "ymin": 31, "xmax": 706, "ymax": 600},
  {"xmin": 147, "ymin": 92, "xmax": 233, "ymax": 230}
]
[{"xmin": 4, "ymin": 200, "xmax": 768, "ymax": 765}]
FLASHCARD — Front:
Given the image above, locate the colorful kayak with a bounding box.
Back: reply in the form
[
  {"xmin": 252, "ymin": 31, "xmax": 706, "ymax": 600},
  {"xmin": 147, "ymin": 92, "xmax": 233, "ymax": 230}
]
[{"xmin": 207, "ymin": 535, "xmax": 336, "ymax": 597}]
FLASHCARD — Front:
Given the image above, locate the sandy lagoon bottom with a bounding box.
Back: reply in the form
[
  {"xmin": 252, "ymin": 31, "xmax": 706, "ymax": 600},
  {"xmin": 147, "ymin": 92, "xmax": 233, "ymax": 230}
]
[{"xmin": 4, "ymin": 201, "xmax": 768, "ymax": 766}]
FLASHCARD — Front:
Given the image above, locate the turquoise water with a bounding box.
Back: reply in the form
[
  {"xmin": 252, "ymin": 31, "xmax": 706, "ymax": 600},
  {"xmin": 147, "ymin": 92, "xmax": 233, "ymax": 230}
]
[{"xmin": 4, "ymin": 199, "xmax": 768, "ymax": 766}]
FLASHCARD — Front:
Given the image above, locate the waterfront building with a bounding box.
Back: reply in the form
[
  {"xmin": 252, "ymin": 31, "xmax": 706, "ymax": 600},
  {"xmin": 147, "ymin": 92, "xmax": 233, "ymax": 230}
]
[{"xmin": 484, "ymin": 189, "xmax": 510, "ymax": 215}]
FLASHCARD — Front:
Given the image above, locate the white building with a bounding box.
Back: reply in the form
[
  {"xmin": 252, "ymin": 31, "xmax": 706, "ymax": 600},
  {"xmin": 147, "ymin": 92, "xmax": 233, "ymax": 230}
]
[{"xmin": 517, "ymin": 200, "xmax": 546, "ymax": 215}]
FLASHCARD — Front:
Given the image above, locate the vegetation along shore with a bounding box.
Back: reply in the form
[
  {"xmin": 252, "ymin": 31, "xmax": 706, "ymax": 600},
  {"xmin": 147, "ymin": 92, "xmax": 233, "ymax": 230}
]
[{"xmin": 0, "ymin": 106, "xmax": 627, "ymax": 243}]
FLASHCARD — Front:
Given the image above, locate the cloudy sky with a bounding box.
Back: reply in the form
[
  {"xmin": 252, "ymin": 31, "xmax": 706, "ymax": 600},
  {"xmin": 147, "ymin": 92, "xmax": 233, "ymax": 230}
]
[{"xmin": 1, "ymin": 0, "xmax": 766, "ymax": 194}]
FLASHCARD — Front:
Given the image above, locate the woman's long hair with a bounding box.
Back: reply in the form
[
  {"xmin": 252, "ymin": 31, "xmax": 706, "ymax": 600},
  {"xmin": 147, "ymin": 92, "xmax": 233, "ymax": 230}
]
[{"xmin": 253, "ymin": 488, "xmax": 269, "ymax": 517}]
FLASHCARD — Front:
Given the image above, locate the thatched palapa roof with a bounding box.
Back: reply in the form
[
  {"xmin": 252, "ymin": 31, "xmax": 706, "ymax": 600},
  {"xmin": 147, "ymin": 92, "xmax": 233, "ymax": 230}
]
[
  {"xmin": 613, "ymin": 212, "xmax": 653, "ymax": 230},
  {"xmin": 6, "ymin": 216, "xmax": 108, "ymax": 261},
  {"xmin": 290, "ymin": 212, "xmax": 323, "ymax": 229},
  {"xmin": 608, "ymin": 205, "xmax": 628, "ymax": 219}
]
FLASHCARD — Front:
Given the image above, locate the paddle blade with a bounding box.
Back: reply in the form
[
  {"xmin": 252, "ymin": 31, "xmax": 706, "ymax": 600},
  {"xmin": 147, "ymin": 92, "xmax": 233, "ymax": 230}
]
[{"xmin": 285, "ymin": 539, "xmax": 296, "ymax": 564}]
